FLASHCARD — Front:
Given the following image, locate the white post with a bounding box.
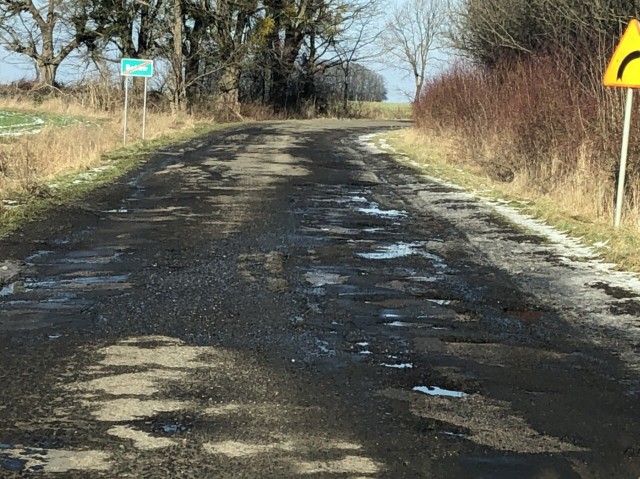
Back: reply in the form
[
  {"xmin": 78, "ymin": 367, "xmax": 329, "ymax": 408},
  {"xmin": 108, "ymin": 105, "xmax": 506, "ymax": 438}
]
[
  {"xmin": 615, "ymin": 87, "xmax": 634, "ymax": 228},
  {"xmin": 123, "ymin": 77, "xmax": 129, "ymax": 146},
  {"xmin": 142, "ymin": 77, "xmax": 148, "ymax": 140}
]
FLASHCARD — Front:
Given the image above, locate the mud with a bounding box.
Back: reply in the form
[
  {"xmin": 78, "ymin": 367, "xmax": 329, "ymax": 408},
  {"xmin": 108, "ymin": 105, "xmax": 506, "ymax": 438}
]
[{"xmin": 0, "ymin": 120, "xmax": 639, "ymax": 478}]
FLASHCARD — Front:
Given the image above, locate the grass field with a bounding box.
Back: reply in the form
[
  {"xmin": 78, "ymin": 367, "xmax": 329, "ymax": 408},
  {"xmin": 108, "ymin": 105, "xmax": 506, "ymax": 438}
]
[
  {"xmin": 0, "ymin": 109, "xmax": 84, "ymax": 136},
  {"xmin": 348, "ymin": 101, "xmax": 412, "ymax": 119},
  {"xmin": 0, "ymin": 110, "xmax": 45, "ymax": 135}
]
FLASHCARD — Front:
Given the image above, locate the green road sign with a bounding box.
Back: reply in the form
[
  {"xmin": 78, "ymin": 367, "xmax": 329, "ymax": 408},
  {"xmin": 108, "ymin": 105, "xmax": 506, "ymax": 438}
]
[{"xmin": 120, "ymin": 58, "xmax": 154, "ymax": 78}]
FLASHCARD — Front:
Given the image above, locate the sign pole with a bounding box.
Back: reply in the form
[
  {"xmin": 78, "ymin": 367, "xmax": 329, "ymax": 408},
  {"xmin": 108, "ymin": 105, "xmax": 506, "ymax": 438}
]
[
  {"xmin": 123, "ymin": 76, "xmax": 129, "ymax": 146},
  {"xmin": 142, "ymin": 77, "xmax": 148, "ymax": 140},
  {"xmin": 615, "ymin": 87, "xmax": 634, "ymax": 228},
  {"xmin": 120, "ymin": 58, "xmax": 154, "ymax": 143}
]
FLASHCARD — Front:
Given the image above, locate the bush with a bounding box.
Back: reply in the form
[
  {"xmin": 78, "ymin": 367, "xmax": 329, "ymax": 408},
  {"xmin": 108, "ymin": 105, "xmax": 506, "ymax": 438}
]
[{"xmin": 414, "ymin": 54, "xmax": 640, "ymax": 222}]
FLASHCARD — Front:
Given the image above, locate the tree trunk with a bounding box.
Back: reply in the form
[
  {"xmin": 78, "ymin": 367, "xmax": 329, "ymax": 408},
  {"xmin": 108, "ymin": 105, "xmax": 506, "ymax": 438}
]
[
  {"xmin": 171, "ymin": 0, "xmax": 186, "ymax": 112},
  {"xmin": 217, "ymin": 65, "xmax": 241, "ymax": 119},
  {"xmin": 342, "ymin": 63, "xmax": 351, "ymax": 114},
  {"xmin": 36, "ymin": 18, "xmax": 58, "ymax": 87},
  {"xmin": 35, "ymin": 60, "xmax": 58, "ymax": 87},
  {"xmin": 414, "ymin": 74, "xmax": 422, "ymax": 103}
]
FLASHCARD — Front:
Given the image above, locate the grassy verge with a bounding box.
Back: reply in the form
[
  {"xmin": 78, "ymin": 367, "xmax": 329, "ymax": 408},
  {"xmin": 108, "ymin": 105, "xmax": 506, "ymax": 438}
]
[
  {"xmin": 0, "ymin": 119, "xmax": 235, "ymax": 238},
  {"xmin": 382, "ymin": 128, "xmax": 640, "ymax": 272}
]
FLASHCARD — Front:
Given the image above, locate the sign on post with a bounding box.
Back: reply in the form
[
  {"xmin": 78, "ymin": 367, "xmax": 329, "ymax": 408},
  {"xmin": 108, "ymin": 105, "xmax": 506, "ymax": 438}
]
[
  {"xmin": 120, "ymin": 58, "xmax": 154, "ymax": 145},
  {"xmin": 603, "ymin": 20, "xmax": 640, "ymax": 228}
]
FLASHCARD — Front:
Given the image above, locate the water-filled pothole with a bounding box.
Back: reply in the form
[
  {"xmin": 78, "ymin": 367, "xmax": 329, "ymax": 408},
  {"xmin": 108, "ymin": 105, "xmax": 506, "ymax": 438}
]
[
  {"xmin": 356, "ymin": 242, "xmax": 445, "ymax": 266},
  {"xmin": 304, "ymin": 271, "xmax": 348, "ymax": 287},
  {"xmin": 357, "ymin": 203, "xmax": 407, "ymax": 218},
  {"xmin": 150, "ymin": 421, "xmax": 192, "ymax": 435},
  {"xmin": 381, "ymin": 363, "xmax": 413, "ymax": 369},
  {"xmin": 412, "ymin": 386, "xmax": 467, "ymax": 398},
  {"xmin": 386, "ymin": 321, "xmax": 413, "ymax": 327}
]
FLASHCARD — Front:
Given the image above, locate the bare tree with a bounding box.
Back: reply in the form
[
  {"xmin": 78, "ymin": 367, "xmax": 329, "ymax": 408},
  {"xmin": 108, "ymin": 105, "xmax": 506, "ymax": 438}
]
[
  {"xmin": 0, "ymin": 0, "xmax": 89, "ymax": 86},
  {"xmin": 331, "ymin": 0, "xmax": 382, "ymax": 112},
  {"xmin": 382, "ymin": 0, "xmax": 448, "ymax": 102}
]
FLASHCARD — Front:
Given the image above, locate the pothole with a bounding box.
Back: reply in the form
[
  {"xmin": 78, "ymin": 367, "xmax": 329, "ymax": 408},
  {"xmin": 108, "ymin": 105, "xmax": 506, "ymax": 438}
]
[
  {"xmin": 356, "ymin": 242, "xmax": 445, "ymax": 265},
  {"xmin": 385, "ymin": 321, "xmax": 413, "ymax": 327},
  {"xmin": 412, "ymin": 386, "xmax": 467, "ymax": 398},
  {"xmin": 151, "ymin": 421, "xmax": 192, "ymax": 435},
  {"xmin": 357, "ymin": 203, "xmax": 406, "ymax": 218},
  {"xmin": 381, "ymin": 363, "xmax": 413, "ymax": 369},
  {"xmin": 304, "ymin": 271, "xmax": 348, "ymax": 287}
]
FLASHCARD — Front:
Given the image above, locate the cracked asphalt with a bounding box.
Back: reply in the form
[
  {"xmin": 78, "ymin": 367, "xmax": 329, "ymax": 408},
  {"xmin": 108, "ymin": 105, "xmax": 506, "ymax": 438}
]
[{"xmin": 1, "ymin": 120, "xmax": 639, "ymax": 478}]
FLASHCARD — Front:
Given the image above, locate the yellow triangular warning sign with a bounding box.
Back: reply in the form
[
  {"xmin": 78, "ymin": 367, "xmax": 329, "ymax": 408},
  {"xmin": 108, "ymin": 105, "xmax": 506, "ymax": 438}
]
[{"xmin": 604, "ymin": 19, "xmax": 640, "ymax": 88}]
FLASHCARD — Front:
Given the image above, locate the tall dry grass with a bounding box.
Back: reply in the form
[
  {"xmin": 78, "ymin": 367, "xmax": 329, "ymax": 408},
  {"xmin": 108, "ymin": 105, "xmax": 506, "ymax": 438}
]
[
  {"xmin": 0, "ymin": 87, "xmax": 200, "ymax": 201},
  {"xmin": 414, "ymin": 56, "xmax": 639, "ymax": 226}
]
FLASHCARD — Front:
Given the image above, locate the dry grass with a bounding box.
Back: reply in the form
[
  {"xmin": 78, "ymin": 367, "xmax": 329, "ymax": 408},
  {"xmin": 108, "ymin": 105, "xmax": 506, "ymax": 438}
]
[
  {"xmin": 0, "ymin": 95, "xmax": 200, "ymax": 202},
  {"xmin": 346, "ymin": 101, "xmax": 412, "ymax": 120},
  {"xmin": 412, "ymin": 56, "xmax": 640, "ymax": 228}
]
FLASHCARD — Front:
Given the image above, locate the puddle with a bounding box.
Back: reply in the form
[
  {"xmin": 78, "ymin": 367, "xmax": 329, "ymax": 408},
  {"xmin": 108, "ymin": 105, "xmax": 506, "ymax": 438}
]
[
  {"xmin": 25, "ymin": 250, "xmax": 53, "ymax": 262},
  {"xmin": 386, "ymin": 321, "xmax": 413, "ymax": 327},
  {"xmin": 427, "ymin": 299, "xmax": 452, "ymax": 306},
  {"xmin": 317, "ymin": 340, "xmax": 334, "ymax": 355},
  {"xmin": 359, "ymin": 350, "xmax": 373, "ymax": 355},
  {"xmin": 304, "ymin": 272, "xmax": 348, "ymax": 287},
  {"xmin": 412, "ymin": 386, "xmax": 467, "ymax": 398},
  {"xmin": 410, "ymin": 276, "xmax": 439, "ymax": 283},
  {"xmin": 357, "ymin": 203, "xmax": 407, "ymax": 218},
  {"xmin": 381, "ymin": 363, "xmax": 413, "ymax": 369},
  {"xmin": 0, "ymin": 283, "xmax": 17, "ymax": 296},
  {"xmin": 48, "ymin": 334, "xmax": 63, "ymax": 340},
  {"xmin": 363, "ymin": 227, "xmax": 385, "ymax": 233},
  {"xmin": 382, "ymin": 312, "xmax": 402, "ymax": 319},
  {"xmin": 0, "ymin": 456, "xmax": 26, "ymax": 471},
  {"xmin": 103, "ymin": 208, "xmax": 129, "ymax": 214},
  {"xmin": 25, "ymin": 275, "xmax": 130, "ymax": 289},
  {"xmin": 356, "ymin": 342, "xmax": 369, "ymax": 347},
  {"xmin": 440, "ymin": 431, "xmax": 467, "ymax": 438},
  {"xmin": 356, "ymin": 242, "xmax": 445, "ymax": 263},
  {"xmin": 318, "ymin": 226, "xmax": 359, "ymax": 235},
  {"xmin": 152, "ymin": 423, "xmax": 190, "ymax": 435}
]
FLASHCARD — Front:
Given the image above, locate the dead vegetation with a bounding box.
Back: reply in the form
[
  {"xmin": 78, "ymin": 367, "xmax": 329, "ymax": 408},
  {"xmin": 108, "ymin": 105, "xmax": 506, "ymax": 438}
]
[
  {"xmin": 412, "ymin": 56, "xmax": 640, "ymax": 228},
  {"xmin": 0, "ymin": 86, "xmax": 202, "ymax": 203}
]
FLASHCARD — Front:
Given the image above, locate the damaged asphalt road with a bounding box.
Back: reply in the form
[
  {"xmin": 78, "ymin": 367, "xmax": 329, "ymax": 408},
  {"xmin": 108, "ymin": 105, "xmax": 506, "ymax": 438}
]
[{"xmin": 0, "ymin": 119, "xmax": 639, "ymax": 478}]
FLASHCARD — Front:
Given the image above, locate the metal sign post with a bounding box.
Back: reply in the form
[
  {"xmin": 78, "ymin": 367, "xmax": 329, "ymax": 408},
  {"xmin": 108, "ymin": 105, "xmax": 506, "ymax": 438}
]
[
  {"xmin": 142, "ymin": 77, "xmax": 148, "ymax": 140},
  {"xmin": 603, "ymin": 19, "xmax": 640, "ymax": 227},
  {"xmin": 120, "ymin": 58, "xmax": 154, "ymax": 144},
  {"xmin": 615, "ymin": 88, "xmax": 634, "ymax": 227},
  {"xmin": 123, "ymin": 76, "xmax": 129, "ymax": 145}
]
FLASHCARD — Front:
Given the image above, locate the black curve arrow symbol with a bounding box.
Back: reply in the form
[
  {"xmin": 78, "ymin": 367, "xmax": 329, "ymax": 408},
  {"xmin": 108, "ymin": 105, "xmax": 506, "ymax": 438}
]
[{"xmin": 618, "ymin": 50, "xmax": 640, "ymax": 80}]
